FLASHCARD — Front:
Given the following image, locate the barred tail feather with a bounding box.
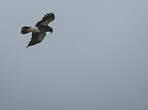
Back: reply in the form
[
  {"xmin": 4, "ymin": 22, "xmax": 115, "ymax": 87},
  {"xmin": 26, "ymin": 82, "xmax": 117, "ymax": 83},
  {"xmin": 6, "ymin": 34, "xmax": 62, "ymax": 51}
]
[{"xmin": 21, "ymin": 26, "xmax": 32, "ymax": 34}]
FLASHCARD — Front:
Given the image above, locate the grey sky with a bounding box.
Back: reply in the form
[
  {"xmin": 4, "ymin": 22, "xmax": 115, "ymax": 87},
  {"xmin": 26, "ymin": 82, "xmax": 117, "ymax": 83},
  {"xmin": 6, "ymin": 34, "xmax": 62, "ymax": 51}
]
[{"xmin": 0, "ymin": 0, "xmax": 147, "ymax": 110}]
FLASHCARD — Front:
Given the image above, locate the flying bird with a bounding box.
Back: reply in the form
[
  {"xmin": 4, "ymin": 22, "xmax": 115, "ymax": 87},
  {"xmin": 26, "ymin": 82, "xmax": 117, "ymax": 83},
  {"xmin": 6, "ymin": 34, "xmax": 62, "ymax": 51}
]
[{"xmin": 21, "ymin": 12, "xmax": 55, "ymax": 48}]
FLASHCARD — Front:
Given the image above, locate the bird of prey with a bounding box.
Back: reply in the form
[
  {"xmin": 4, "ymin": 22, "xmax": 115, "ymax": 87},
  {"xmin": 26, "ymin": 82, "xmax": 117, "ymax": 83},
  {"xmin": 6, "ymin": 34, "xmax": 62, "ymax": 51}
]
[{"xmin": 21, "ymin": 12, "xmax": 55, "ymax": 48}]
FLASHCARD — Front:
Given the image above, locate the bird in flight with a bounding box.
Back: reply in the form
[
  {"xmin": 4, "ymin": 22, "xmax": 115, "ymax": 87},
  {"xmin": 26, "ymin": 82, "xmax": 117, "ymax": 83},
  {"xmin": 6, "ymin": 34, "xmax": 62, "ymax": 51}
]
[{"xmin": 21, "ymin": 12, "xmax": 55, "ymax": 48}]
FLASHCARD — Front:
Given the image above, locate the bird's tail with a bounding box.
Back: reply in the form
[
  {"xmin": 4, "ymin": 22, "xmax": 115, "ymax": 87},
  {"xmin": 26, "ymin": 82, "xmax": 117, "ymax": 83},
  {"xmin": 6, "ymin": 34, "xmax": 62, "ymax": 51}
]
[{"xmin": 21, "ymin": 26, "xmax": 32, "ymax": 34}]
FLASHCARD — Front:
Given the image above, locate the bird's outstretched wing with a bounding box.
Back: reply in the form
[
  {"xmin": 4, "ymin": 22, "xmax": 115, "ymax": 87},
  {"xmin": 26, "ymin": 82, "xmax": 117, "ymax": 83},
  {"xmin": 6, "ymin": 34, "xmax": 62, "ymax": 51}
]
[
  {"xmin": 36, "ymin": 13, "xmax": 55, "ymax": 26},
  {"xmin": 27, "ymin": 32, "xmax": 46, "ymax": 48}
]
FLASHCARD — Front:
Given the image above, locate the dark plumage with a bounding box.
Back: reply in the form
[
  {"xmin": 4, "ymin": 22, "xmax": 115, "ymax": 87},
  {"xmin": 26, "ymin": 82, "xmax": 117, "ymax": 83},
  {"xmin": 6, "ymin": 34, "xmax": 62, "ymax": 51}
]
[
  {"xmin": 21, "ymin": 12, "xmax": 55, "ymax": 48},
  {"xmin": 36, "ymin": 13, "xmax": 55, "ymax": 27}
]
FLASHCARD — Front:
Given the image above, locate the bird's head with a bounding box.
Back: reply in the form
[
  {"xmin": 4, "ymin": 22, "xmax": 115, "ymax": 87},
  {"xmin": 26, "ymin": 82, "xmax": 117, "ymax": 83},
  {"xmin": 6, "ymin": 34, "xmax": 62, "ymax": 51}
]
[
  {"xmin": 50, "ymin": 28, "xmax": 53, "ymax": 34},
  {"xmin": 47, "ymin": 26, "xmax": 53, "ymax": 34}
]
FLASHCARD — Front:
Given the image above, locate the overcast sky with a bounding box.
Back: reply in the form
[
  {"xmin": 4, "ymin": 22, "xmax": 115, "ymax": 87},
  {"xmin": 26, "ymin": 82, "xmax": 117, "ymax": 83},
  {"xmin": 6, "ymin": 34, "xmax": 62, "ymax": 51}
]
[{"xmin": 0, "ymin": 0, "xmax": 147, "ymax": 110}]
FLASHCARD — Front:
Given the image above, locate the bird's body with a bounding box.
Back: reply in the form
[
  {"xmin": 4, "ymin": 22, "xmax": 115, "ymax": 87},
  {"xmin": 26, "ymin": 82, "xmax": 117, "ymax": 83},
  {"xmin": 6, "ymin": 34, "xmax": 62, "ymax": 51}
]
[
  {"xmin": 30, "ymin": 26, "xmax": 40, "ymax": 32},
  {"xmin": 21, "ymin": 12, "xmax": 55, "ymax": 47}
]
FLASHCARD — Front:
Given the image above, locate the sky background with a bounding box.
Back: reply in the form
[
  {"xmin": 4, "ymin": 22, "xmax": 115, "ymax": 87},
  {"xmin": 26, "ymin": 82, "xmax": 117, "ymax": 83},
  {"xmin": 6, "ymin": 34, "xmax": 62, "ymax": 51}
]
[{"xmin": 0, "ymin": 0, "xmax": 147, "ymax": 110}]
